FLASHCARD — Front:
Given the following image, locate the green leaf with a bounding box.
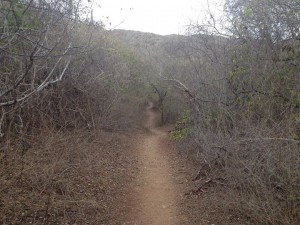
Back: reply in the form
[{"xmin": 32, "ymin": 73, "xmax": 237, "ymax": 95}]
[{"xmin": 244, "ymin": 6, "xmax": 253, "ymax": 18}]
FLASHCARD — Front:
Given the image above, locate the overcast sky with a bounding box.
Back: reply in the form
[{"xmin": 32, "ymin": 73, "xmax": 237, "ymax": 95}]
[{"xmin": 93, "ymin": 0, "xmax": 224, "ymax": 35}]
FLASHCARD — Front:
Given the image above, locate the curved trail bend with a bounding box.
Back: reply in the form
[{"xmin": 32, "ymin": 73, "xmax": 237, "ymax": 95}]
[{"xmin": 126, "ymin": 102, "xmax": 183, "ymax": 225}]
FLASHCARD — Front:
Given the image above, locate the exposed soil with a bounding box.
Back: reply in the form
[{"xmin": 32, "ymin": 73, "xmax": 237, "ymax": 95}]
[
  {"xmin": 0, "ymin": 102, "xmax": 207, "ymax": 225},
  {"xmin": 120, "ymin": 102, "xmax": 205, "ymax": 224}
]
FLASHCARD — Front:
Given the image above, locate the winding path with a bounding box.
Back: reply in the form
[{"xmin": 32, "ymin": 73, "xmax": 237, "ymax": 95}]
[{"xmin": 127, "ymin": 102, "xmax": 181, "ymax": 225}]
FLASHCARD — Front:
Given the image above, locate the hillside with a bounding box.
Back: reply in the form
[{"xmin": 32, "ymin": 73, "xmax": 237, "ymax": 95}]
[
  {"xmin": 114, "ymin": 30, "xmax": 204, "ymax": 63},
  {"xmin": 1, "ymin": 0, "xmax": 300, "ymax": 224}
]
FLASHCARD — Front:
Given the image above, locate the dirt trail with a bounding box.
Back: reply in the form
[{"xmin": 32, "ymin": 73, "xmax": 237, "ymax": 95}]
[{"xmin": 126, "ymin": 102, "xmax": 183, "ymax": 225}]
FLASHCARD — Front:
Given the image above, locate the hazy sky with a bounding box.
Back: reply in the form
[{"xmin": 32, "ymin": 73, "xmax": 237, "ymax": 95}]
[{"xmin": 93, "ymin": 0, "xmax": 224, "ymax": 35}]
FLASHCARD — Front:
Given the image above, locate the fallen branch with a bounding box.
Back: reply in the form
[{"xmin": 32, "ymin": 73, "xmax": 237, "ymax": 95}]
[
  {"xmin": 192, "ymin": 165, "xmax": 210, "ymax": 181},
  {"xmin": 192, "ymin": 152, "xmax": 227, "ymax": 181},
  {"xmin": 186, "ymin": 177, "xmax": 226, "ymax": 195},
  {"xmin": 185, "ymin": 178, "xmax": 213, "ymax": 195}
]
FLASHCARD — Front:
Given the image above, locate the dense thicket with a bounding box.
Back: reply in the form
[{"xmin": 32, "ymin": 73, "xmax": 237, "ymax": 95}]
[
  {"xmin": 114, "ymin": 1, "xmax": 300, "ymax": 224},
  {"xmin": 0, "ymin": 0, "xmax": 149, "ymax": 141},
  {"xmin": 166, "ymin": 0, "xmax": 300, "ymax": 224},
  {"xmin": 0, "ymin": 1, "xmax": 149, "ymax": 223},
  {"xmin": 1, "ymin": 0, "xmax": 300, "ymax": 224}
]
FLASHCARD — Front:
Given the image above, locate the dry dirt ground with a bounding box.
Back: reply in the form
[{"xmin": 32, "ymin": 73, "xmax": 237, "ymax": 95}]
[
  {"xmin": 0, "ymin": 103, "xmax": 210, "ymax": 224},
  {"xmin": 124, "ymin": 103, "xmax": 183, "ymax": 224},
  {"xmin": 116, "ymin": 103, "xmax": 207, "ymax": 225}
]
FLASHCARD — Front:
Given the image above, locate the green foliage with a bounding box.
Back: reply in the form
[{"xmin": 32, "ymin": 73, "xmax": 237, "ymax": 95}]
[
  {"xmin": 5, "ymin": 0, "xmax": 24, "ymax": 29},
  {"xmin": 295, "ymin": 116, "xmax": 300, "ymax": 124},
  {"xmin": 244, "ymin": 5, "xmax": 253, "ymax": 18},
  {"xmin": 206, "ymin": 107, "xmax": 234, "ymax": 133},
  {"xmin": 228, "ymin": 66, "xmax": 249, "ymax": 80},
  {"xmin": 170, "ymin": 110, "xmax": 191, "ymax": 140},
  {"xmin": 3, "ymin": 0, "xmax": 42, "ymax": 32}
]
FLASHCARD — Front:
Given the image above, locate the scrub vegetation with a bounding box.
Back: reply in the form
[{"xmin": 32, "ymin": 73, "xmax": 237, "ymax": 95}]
[{"xmin": 1, "ymin": 0, "xmax": 300, "ymax": 224}]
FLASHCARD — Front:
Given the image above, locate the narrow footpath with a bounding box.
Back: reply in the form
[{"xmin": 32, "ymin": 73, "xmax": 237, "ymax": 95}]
[{"xmin": 124, "ymin": 102, "xmax": 187, "ymax": 225}]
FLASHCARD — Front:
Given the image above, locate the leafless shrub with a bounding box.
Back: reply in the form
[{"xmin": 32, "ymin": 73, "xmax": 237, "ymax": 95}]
[{"xmin": 166, "ymin": 0, "xmax": 300, "ymax": 224}]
